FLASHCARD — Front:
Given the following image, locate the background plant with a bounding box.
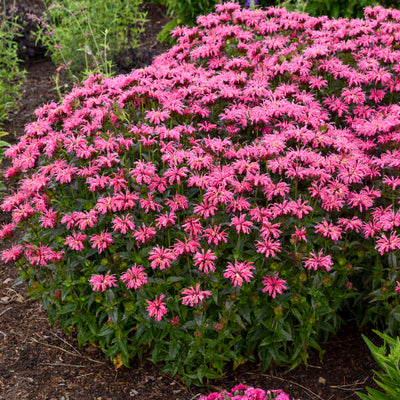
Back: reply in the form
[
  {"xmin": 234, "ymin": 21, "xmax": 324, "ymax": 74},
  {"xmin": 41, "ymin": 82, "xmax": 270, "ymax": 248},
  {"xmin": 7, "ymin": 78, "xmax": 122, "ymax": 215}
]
[
  {"xmin": 2, "ymin": 2, "xmax": 400, "ymax": 386},
  {"xmin": 0, "ymin": 1, "xmax": 26, "ymax": 126},
  {"xmin": 157, "ymin": 0, "xmax": 218, "ymax": 42},
  {"xmin": 34, "ymin": 0, "xmax": 147, "ymax": 82},
  {"xmin": 357, "ymin": 331, "xmax": 400, "ymax": 400}
]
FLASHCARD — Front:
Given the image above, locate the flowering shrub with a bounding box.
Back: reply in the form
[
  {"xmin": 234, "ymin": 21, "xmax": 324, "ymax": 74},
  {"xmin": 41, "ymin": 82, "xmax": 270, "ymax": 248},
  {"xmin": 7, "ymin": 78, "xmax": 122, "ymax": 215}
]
[
  {"xmin": 2, "ymin": 1, "xmax": 400, "ymax": 384},
  {"xmin": 200, "ymin": 384, "xmax": 292, "ymax": 400}
]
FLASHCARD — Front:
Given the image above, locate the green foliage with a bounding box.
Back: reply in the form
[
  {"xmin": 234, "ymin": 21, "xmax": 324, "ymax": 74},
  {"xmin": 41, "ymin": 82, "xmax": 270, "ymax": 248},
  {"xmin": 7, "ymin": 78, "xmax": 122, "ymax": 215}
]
[
  {"xmin": 0, "ymin": 131, "xmax": 11, "ymax": 192},
  {"xmin": 279, "ymin": 0, "xmax": 379, "ymax": 18},
  {"xmin": 35, "ymin": 0, "xmax": 147, "ymax": 82},
  {"xmin": 358, "ymin": 331, "xmax": 400, "ymax": 400},
  {"xmin": 0, "ymin": 1, "xmax": 26, "ymax": 125},
  {"xmin": 158, "ymin": 0, "xmax": 218, "ymax": 42}
]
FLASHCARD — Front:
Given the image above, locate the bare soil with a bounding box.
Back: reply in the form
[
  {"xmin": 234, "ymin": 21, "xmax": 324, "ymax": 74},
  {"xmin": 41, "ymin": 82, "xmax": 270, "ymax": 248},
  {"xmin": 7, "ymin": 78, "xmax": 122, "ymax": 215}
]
[{"xmin": 0, "ymin": 2, "xmax": 380, "ymax": 399}]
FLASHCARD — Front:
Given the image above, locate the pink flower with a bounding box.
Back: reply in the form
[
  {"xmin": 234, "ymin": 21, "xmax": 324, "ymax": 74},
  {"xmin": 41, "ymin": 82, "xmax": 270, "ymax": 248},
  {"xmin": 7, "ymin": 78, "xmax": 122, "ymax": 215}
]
[
  {"xmin": 130, "ymin": 160, "xmax": 156, "ymax": 185},
  {"xmin": 148, "ymin": 245, "xmax": 176, "ymax": 270},
  {"xmin": 139, "ymin": 194, "xmax": 162, "ymax": 213},
  {"xmin": 133, "ymin": 223, "xmax": 157, "ymax": 245},
  {"xmin": 165, "ymin": 194, "xmax": 188, "ymax": 212},
  {"xmin": 262, "ymin": 274, "xmax": 287, "ymax": 298},
  {"xmin": 76, "ymin": 209, "xmax": 98, "ymax": 230},
  {"xmin": 89, "ymin": 231, "xmax": 113, "ymax": 253},
  {"xmin": 24, "ymin": 244, "xmax": 64, "ymax": 266},
  {"xmin": 223, "ymin": 260, "xmax": 255, "ymax": 287},
  {"xmin": 304, "ymin": 251, "xmax": 333, "ymax": 272},
  {"xmin": 202, "ymin": 225, "xmax": 229, "ymax": 246},
  {"xmin": 375, "ymin": 232, "xmax": 400, "ymax": 255},
  {"xmin": 64, "ymin": 232, "xmax": 87, "ymax": 251},
  {"xmin": 112, "ymin": 214, "xmax": 135, "ymax": 234},
  {"xmin": 173, "ymin": 236, "xmax": 201, "ymax": 256},
  {"xmin": 146, "ymin": 294, "xmax": 167, "ymax": 321},
  {"xmin": 314, "ymin": 220, "xmax": 343, "ymax": 242},
  {"xmin": 291, "ymin": 226, "xmax": 307, "ymax": 242},
  {"xmin": 271, "ymin": 390, "xmax": 290, "ymax": 400},
  {"xmin": 255, "ymin": 238, "xmax": 282, "ymax": 258},
  {"xmin": 155, "ymin": 212, "xmax": 177, "ymax": 229},
  {"xmin": 163, "ymin": 166, "xmax": 188, "ymax": 185},
  {"xmin": 0, "ymin": 222, "xmax": 16, "ymax": 239},
  {"xmin": 40, "ymin": 209, "xmax": 57, "ymax": 229},
  {"xmin": 395, "ymin": 281, "xmax": 400, "ymax": 295},
  {"xmin": 120, "ymin": 264, "xmax": 147, "ymax": 290},
  {"xmin": 193, "ymin": 249, "xmax": 217, "ymax": 274},
  {"xmin": 146, "ymin": 108, "xmax": 170, "ymax": 124},
  {"xmin": 230, "ymin": 214, "xmax": 254, "ymax": 234},
  {"xmin": 182, "ymin": 217, "xmax": 203, "ymax": 237},
  {"xmin": 89, "ymin": 271, "xmax": 117, "ymax": 292},
  {"xmin": 181, "ymin": 283, "xmax": 212, "ymax": 307},
  {"xmin": 1, "ymin": 244, "xmax": 24, "ymax": 263}
]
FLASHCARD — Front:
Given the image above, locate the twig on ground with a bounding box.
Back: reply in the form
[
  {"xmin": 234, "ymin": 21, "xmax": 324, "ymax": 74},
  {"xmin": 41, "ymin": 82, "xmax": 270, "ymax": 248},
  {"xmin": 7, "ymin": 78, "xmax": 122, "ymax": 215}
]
[
  {"xmin": 51, "ymin": 331, "xmax": 82, "ymax": 355},
  {"xmin": 0, "ymin": 307, "xmax": 12, "ymax": 317},
  {"xmin": 329, "ymin": 375, "xmax": 369, "ymax": 391},
  {"xmin": 76, "ymin": 372, "xmax": 95, "ymax": 379},
  {"xmin": 259, "ymin": 373, "xmax": 324, "ymax": 400},
  {"xmin": 40, "ymin": 362, "xmax": 85, "ymax": 368},
  {"xmin": 30, "ymin": 337, "xmax": 106, "ymax": 365}
]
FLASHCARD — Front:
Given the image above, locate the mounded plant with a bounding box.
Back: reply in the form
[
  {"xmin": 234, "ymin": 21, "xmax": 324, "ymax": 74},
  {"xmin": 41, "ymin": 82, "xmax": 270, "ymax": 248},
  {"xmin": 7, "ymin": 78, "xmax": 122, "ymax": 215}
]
[{"xmin": 2, "ymin": 2, "xmax": 400, "ymax": 385}]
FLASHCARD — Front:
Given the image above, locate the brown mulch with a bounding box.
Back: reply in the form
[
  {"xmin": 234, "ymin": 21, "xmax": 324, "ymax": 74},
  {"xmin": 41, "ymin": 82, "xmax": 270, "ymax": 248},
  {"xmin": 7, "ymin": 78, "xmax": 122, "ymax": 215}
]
[{"xmin": 0, "ymin": 2, "xmax": 380, "ymax": 399}]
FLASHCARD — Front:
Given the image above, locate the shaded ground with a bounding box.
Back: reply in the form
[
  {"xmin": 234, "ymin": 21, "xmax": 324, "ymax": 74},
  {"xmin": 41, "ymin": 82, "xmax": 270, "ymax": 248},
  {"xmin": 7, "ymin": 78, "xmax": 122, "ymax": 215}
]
[{"xmin": 0, "ymin": 2, "xmax": 380, "ymax": 400}]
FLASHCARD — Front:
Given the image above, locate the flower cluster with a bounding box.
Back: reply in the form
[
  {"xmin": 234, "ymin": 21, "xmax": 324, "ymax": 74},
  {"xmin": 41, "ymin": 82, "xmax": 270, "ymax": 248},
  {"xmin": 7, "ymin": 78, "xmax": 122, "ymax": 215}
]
[
  {"xmin": 2, "ymin": 1, "xmax": 400, "ymax": 383},
  {"xmin": 199, "ymin": 384, "xmax": 292, "ymax": 400}
]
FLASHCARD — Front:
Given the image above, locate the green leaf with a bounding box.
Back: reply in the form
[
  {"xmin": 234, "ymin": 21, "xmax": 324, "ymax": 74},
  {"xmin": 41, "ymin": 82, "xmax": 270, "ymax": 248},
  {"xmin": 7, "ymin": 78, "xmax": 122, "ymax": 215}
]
[
  {"xmin": 167, "ymin": 340, "xmax": 181, "ymax": 360},
  {"xmin": 58, "ymin": 303, "xmax": 76, "ymax": 315}
]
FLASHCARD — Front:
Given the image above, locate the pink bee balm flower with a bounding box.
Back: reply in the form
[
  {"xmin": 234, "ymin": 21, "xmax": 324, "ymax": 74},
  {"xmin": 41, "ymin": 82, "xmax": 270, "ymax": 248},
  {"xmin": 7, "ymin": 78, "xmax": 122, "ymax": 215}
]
[
  {"xmin": 291, "ymin": 226, "xmax": 307, "ymax": 242},
  {"xmin": 1, "ymin": 244, "xmax": 24, "ymax": 263},
  {"xmin": 64, "ymin": 232, "xmax": 87, "ymax": 251},
  {"xmin": 120, "ymin": 264, "xmax": 147, "ymax": 290},
  {"xmin": 315, "ymin": 220, "xmax": 343, "ymax": 242},
  {"xmin": 202, "ymin": 224, "xmax": 229, "ymax": 246},
  {"xmin": 304, "ymin": 251, "xmax": 333, "ymax": 271},
  {"xmin": 148, "ymin": 245, "xmax": 176, "ymax": 270},
  {"xmin": 396, "ymin": 281, "xmax": 400, "ymax": 294},
  {"xmin": 193, "ymin": 249, "xmax": 217, "ymax": 274},
  {"xmin": 270, "ymin": 390, "xmax": 290, "ymax": 400},
  {"xmin": 230, "ymin": 214, "xmax": 254, "ymax": 234},
  {"xmin": 112, "ymin": 214, "xmax": 135, "ymax": 234},
  {"xmin": 224, "ymin": 260, "xmax": 255, "ymax": 287},
  {"xmin": 255, "ymin": 238, "xmax": 282, "ymax": 258},
  {"xmin": 89, "ymin": 271, "xmax": 117, "ymax": 292},
  {"xmin": 133, "ymin": 223, "xmax": 157, "ymax": 246},
  {"xmin": 146, "ymin": 294, "xmax": 167, "ymax": 321},
  {"xmin": 375, "ymin": 232, "xmax": 400, "ymax": 255},
  {"xmin": 262, "ymin": 274, "xmax": 288, "ymax": 298},
  {"xmin": 181, "ymin": 283, "xmax": 212, "ymax": 307},
  {"xmin": 89, "ymin": 231, "xmax": 113, "ymax": 253}
]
